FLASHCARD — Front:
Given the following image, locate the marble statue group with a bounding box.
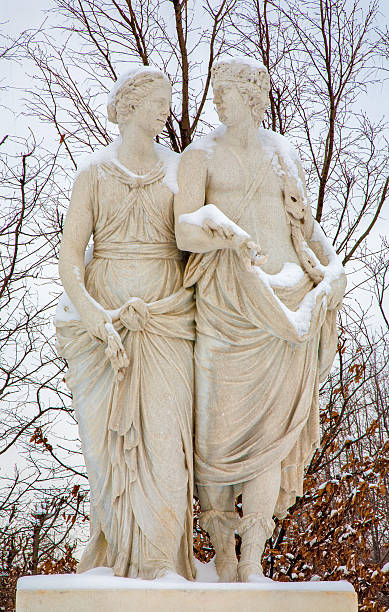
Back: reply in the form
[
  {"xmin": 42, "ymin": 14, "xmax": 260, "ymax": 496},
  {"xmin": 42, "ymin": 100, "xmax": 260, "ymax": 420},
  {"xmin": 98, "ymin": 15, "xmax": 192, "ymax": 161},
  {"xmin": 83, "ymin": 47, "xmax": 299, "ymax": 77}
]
[{"xmin": 56, "ymin": 57, "xmax": 346, "ymax": 583}]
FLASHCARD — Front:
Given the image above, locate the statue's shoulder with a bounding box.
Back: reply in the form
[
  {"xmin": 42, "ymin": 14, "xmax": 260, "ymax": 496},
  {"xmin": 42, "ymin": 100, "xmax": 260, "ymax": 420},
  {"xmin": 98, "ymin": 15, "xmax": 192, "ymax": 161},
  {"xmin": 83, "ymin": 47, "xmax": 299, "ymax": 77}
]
[
  {"xmin": 75, "ymin": 139, "xmax": 120, "ymax": 179},
  {"xmin": 258, "ymin": 128, "xmax": 301, "ymax": 167},
  {"xmin": 258, "ymin": 128, "xmax": 306, "ymax": 187},
  {"xmin": 184, "ymin": 125, "xmax": 226, "ymax": 163},
  {"xmin": 75, "ymin": 140, "xmax": 180, "ymax": 194}
]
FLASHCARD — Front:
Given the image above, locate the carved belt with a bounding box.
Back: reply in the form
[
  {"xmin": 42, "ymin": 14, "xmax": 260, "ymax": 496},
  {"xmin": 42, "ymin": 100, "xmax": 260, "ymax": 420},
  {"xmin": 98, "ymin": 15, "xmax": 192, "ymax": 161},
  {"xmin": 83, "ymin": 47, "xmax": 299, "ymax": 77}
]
[{"xmin": 93, "ymin": 241, "xmax": 182, "ymax": 260}]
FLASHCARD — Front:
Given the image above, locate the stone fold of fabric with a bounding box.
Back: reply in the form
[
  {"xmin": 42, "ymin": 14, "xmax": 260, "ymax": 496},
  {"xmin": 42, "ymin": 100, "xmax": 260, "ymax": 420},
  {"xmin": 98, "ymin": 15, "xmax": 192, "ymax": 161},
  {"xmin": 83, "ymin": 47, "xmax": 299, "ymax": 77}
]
[
  {"xmin": 56, "ymin": 160, "xmax": 195, "ymax": 580},
  {"xmin": 183, "ymin": 158, "xmax": 338, "ymax": 519}
]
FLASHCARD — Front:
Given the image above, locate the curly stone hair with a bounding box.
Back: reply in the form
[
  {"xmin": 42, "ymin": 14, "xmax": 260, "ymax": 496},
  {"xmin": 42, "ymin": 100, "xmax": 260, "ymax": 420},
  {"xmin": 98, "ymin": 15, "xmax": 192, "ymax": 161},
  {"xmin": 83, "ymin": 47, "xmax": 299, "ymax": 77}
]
[
  {"xmin": 211, "ymin": 61, "xmax": 270, "ymax": 127},
  {"xmin": 107, "ymin": 70, "xmax": 171, "ymax": 125}
]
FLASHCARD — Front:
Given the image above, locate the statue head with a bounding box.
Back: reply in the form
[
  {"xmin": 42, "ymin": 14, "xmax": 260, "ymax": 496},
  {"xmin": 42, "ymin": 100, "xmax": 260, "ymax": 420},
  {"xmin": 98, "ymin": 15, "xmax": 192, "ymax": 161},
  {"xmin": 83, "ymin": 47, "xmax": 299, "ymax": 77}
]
[
  {"xmin": 211, "ymin": 58, "xmax": 270, "ymax": 128},
  {"xmin": 107, "ymin": 67, "xmax": 172, "ymax": 136}
]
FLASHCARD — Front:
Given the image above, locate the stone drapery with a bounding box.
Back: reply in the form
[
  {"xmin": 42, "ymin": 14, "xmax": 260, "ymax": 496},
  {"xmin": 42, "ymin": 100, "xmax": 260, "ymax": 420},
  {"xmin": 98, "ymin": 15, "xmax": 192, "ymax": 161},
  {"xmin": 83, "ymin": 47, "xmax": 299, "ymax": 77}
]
[
  {"xmin": 56, "ymin": 161, "xmax": 195, "ymax": 579},
  {"xmin": 183, "ymin": 161, "xmax": 338, "ymax": 519}
]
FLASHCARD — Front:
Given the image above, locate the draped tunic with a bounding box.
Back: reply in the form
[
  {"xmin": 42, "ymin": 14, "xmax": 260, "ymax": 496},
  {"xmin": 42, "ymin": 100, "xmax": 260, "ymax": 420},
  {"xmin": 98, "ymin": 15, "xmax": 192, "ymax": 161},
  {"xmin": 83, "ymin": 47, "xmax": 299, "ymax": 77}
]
[{"xmin": 56, "ymin": 159, "xmax": 195, "ymax": 580}]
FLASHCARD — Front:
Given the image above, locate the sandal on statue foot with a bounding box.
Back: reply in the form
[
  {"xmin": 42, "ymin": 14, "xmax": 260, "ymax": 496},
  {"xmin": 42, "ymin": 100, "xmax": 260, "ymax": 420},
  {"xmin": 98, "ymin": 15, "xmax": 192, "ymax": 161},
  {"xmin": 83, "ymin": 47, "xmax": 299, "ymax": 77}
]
[
  {"xmin": 216, "ymin": 559, "xmax": 238, "ymax": 582},
  {"xmin": 237, "ymin": 561, "xmax": 273, "ymax": 583}
]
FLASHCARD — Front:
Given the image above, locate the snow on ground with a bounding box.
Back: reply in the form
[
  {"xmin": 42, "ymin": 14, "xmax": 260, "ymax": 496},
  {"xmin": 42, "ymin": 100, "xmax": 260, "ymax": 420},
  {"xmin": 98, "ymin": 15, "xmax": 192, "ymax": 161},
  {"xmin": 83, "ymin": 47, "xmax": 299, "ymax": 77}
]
[{"xmin": 18, "ymin": 563, "xmax": 356, "ymax": 592}]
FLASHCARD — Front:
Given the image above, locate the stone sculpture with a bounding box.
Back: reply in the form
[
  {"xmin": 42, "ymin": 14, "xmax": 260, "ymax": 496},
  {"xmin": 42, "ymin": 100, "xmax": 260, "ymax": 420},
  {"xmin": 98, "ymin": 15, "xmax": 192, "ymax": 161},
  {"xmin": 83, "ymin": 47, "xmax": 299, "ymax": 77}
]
[
  {"xmin": 175, "ymin": 57, "xmax": 346, "ymax": 583},
  {"xmin": 56, "ymin": 67, "xmax": 195, "ymax": 581}
]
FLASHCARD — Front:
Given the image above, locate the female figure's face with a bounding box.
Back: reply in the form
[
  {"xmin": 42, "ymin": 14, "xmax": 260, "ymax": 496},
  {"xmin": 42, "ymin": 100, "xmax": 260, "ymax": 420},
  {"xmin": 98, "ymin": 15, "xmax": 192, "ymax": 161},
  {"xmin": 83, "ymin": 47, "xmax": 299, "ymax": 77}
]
[
  {"xmin": 129, "ymin": 79, "xmax": 171, "ymax": 136},
  {"xmin": 213, "ymin": 83, "xmax": 250, "ymax": 127}
]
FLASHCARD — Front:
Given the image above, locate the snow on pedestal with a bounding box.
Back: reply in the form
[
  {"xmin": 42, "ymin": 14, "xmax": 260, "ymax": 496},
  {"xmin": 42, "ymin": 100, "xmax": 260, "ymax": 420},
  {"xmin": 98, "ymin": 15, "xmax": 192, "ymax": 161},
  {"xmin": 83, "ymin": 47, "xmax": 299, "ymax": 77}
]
[{"xmin": 16, "ymin": 564, "xmax": 358, "ymax": 612}]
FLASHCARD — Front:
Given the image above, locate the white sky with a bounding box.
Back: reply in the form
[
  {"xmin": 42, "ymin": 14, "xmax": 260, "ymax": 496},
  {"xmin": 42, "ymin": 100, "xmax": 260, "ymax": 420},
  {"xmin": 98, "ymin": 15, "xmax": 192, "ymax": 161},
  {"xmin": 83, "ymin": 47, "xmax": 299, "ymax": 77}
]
[
  {"xmin": 2, "ymin": 0, "xmax": 388, "ymax": 303},
  {"xmin": 3, "ymin": 0, "xmax": 389, "ymax": 124},
  {"xmin": 3, "ymin": 0, "xmax": 387, "ymax": 259}
]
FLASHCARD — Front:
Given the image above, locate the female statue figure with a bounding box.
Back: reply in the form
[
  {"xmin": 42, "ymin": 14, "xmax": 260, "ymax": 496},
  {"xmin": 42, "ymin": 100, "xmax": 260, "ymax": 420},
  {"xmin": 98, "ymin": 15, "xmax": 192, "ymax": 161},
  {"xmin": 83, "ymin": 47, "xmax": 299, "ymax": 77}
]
[{"xmin": 56, "ymin": 67, "xmax": 195, "ymax": 581}]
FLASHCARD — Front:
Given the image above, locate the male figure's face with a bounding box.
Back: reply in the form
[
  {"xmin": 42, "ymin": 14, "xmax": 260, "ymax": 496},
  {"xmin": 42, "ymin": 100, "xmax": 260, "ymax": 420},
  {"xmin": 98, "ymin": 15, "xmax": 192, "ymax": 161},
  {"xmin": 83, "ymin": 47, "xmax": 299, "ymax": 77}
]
[{"xmin": 213, "ymin": 83, "xmax": 250, "ymax": 127}]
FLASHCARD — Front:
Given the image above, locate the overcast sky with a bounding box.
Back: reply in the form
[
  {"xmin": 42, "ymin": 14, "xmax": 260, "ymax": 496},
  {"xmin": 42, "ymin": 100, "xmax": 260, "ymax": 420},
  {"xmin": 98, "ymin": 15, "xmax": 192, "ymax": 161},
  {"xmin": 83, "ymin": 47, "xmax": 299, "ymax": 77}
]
[
  {"xmin": 2, "ymin": 1, "xmax": 388, "ymax": 276},
  {"xmin": 2, "ymin": 0, "xmax": 388, "ymax": 272},
  {"xmin": 2, "ymin": 0, "xmax": 389, "ymax": 132}
]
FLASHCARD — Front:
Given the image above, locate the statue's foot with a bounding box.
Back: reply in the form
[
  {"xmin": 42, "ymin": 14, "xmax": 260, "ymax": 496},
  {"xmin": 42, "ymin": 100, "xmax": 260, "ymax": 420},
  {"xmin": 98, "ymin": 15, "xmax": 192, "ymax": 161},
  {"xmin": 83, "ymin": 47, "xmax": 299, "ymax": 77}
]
[
  {"xmin": 237, "ymin": 562, "xmax": 272, "ymax": 583},
  {"xmin": 216, "ymin": 560, "xmax": 238, "ymax": 583},
  {"xmin": 246, "ymin": 573, "xmax": 273, "ymax": 583},
  {"xmin": 156, "ymin": 570, "xmax": 188, "ymax": 583}
]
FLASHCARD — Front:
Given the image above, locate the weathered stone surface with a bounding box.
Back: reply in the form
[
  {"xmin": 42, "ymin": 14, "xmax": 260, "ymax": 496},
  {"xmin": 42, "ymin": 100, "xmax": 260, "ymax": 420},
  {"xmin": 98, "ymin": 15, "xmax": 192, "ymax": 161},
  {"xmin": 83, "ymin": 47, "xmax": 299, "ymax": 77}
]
[
  {"xmin": 17, "ymin": 575, "xmax": 358, "ymax": 612},
  {"xmin": 55, "ymin": 58, "xmax": 348, "ymax": 585},
  {"xmin": 56, "ymin": 67, "xmax": 195, "ymax": 580}
]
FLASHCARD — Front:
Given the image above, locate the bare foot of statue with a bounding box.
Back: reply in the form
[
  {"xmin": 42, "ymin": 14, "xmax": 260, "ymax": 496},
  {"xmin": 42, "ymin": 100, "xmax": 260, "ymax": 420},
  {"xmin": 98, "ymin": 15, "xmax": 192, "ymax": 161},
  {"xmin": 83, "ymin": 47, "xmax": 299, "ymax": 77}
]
[
  {"xmin": 237, "ymin": 562, "xmax": 273, "ymax": 583},
  {"xmin": 156, "ymin": 570, "xmax": 188, "ymax": 583},
  {"xmin": 216, "ymin": 558, "xmax": 238, "ymax": 582}
]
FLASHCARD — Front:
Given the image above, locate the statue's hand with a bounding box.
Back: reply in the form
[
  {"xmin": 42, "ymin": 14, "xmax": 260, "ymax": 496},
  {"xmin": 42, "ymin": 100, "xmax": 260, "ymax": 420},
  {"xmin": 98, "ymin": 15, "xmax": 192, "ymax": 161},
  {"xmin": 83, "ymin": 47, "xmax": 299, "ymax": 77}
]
[
  {"xmin": 104, "ymin": 323, "xmax": 129, "ymax": 382},
  {"xmin": 82, "ymin": 307, "xmax": 111, "ymax": 342},
  {"xmin": 201, "ymin": 218, "xmax": 268, "ymax": 269},
  {"xmin": 327, "ymin": 274, "xmax": 347, "ymax": 311},
  {"xmin": 81, "ymin": 306, "xmax": 129, "ymax": 379},
  {"xmin": 232, "ymin": 235, "xmax": 268, "ymax": 270},
  {"xmin": 202, "ymin": 218, "xmax": 235, "ymax": 240}
]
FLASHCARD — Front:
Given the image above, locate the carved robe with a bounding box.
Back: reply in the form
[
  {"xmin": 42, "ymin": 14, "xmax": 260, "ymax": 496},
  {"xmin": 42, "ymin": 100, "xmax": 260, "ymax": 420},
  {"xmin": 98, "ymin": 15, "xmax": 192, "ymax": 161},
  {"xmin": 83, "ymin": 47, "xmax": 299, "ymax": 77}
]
[{"xmin": 56, "ymin": 160, "xmax": 195, "ymax": 579}]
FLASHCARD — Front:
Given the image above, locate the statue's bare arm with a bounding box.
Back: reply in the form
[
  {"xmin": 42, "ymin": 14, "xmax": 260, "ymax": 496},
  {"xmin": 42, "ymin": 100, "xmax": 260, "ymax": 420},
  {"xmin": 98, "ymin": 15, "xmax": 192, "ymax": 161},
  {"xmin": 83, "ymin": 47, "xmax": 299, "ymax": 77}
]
[
  {"xmin": 174, "ymin": 149, "xmax": 236, "ymax": 253},
  {"xmin": 58, "ymin": 170, "xmax": 110, "ymax": 340}
]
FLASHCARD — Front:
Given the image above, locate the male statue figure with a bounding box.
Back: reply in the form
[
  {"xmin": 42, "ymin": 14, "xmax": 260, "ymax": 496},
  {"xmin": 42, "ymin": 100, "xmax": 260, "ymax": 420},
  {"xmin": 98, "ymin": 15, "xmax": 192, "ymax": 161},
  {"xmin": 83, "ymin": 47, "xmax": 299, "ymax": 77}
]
[{"xmin": 175, "ymin": 58, "xmax": 346, "ymax": 582}]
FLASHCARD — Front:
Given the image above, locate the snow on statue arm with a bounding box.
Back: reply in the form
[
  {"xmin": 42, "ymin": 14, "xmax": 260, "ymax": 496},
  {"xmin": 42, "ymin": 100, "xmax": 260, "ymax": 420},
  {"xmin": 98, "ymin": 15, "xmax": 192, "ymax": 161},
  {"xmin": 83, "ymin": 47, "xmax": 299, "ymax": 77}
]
[{"xmin": 174, "ymin": 148, "xmax": 264, "ymax": 269}]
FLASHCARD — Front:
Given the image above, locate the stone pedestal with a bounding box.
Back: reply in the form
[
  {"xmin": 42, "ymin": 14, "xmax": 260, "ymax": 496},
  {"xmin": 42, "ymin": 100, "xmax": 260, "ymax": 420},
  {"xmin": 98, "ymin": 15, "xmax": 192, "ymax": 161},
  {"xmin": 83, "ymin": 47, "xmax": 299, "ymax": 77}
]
[{"xmin": 16, "ymin": 571, "xmax": 358, "ymax": 612}]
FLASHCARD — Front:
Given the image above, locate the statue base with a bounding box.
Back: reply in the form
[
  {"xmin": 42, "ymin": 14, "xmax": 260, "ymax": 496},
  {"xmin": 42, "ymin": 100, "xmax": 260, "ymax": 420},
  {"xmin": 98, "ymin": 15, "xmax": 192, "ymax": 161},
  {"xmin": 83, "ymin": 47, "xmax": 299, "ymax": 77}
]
[{"xmin": 16, "ymin": 569, "xmax": 357, "ymax": 612}]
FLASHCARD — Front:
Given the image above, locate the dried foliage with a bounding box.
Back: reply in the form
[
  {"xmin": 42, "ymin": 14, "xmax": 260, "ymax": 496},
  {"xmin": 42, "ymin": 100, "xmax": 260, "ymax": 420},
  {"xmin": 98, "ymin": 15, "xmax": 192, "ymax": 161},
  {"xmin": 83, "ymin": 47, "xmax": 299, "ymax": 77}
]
[
  {"xmin": 0, "ymin": 475, "xmax": 86, "ymax": 610},
  {"xmin": 262, "ymin": 446, "xmax": 388, "ymax": 610},
  {"xmin": 194, "ymin": 334, "xmax": 389, "ymax": 609},
  {"xmin": 1, "ymin": 1, "xmax": 388, "ymax": 610}
]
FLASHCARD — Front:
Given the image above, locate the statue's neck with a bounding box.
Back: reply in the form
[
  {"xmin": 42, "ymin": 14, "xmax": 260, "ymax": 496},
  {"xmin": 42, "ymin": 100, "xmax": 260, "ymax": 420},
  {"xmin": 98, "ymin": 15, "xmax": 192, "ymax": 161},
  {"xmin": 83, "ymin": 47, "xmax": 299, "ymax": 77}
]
[
  {"xmin": 116, "ymin": 124, "xmax": 159, "ymax": 173},
  {"xmin": 222, "ymin": 122, "xmax": 259, "ymax": 150}
]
